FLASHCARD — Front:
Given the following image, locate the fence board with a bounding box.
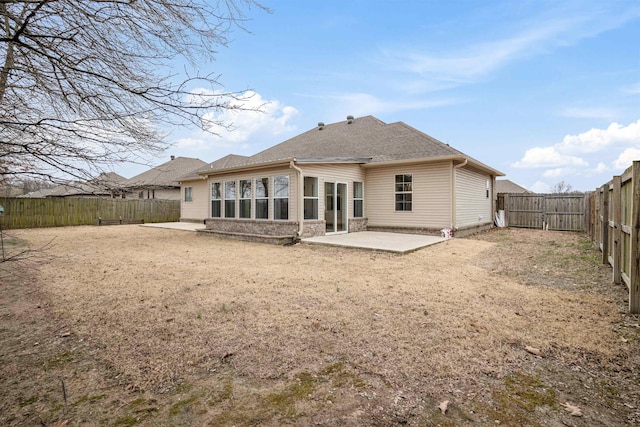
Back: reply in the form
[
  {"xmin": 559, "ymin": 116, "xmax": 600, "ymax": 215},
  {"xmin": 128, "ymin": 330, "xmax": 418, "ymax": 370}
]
[
  {"xmin": 500, "ymin": 193, "xmax": 585, "ymax": 231},
  {"xmin": 0, "ymin": 198, "xmax": 180, "ymax": 230}
]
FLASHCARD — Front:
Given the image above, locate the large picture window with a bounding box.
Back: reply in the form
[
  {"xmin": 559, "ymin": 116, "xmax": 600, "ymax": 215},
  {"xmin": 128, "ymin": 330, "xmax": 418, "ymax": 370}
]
[
  {"xmin": 224, "ymin": 180, "xmax": 236, "ymax": 218},
  {"xmin": 395, "ymin": 174, "xmax": 412, "ymax": 211},
  {"xmin": 255, "ymin": 177, "xmax": 269, "ymax": 219},
  {"xmin": 303, "ymin": 177, "xmax": 318, "ymax": 220},
  {"xmin": 353, "ymin": 181, "xmax": 364, "ymax": 217},
  {"xmin": 274, "ymin": 175, "xmax": 289, "ymax": 220},
  {"xmin": 211, "ymin": 182, "xmax": 221, "ymax": 218},
  {"xmin": 239, "ymin": 179, "xmax": 252, "ymax": 219}
]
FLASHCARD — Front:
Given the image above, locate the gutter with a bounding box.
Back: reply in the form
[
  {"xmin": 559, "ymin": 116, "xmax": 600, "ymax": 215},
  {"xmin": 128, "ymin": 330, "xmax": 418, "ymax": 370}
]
[{"xmin": 289, "ymin": 160, "xmax": 304, "ymax": 238}]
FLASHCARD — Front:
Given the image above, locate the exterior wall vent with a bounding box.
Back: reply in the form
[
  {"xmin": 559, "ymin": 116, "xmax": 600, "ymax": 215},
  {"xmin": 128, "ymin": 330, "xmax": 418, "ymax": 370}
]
[
  {"xmin": 346, "ymin": 115, "xmax": 354, "ymax": 124},
  {"xmin": 318, "ymin": 122, "xmax": 325, "ymax": 130}
]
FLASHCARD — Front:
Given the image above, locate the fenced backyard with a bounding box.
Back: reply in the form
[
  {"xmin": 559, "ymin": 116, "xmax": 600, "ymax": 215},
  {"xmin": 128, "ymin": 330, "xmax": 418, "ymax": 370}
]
[
  {"xmin": 0, "ymin": 197, "xmax": 180, "ymax": 229},
  {"xmin": 498, "ymin": 162, "xmax": 639, "ymax": 313}
]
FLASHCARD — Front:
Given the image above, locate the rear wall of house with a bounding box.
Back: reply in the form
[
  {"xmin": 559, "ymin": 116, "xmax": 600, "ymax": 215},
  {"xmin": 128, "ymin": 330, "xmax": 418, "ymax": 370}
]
[
  {"xmin": 365, "ymin": 161, "xmax": 452, "ymax": 231},
  {"xmin": 455, "ymin": 166, "xmax": 493, "ymax": 229},
  {"xmin": 180, "ymin": 179, "xmax": 209, "ymax": 222}
]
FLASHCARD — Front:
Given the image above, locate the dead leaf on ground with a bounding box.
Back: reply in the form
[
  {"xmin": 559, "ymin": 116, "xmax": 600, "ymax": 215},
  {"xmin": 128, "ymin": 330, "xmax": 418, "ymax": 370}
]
[
  {"xmin": 561, "ymin": 402, "xmax": 583, "ymax": 417},
  {"xmin": 438, "ymin": 400, "xmax": 449, "ymax": 415},
  {"xmin": 525, "ymin": 345, "xmax": 544, "ymax": 357}
]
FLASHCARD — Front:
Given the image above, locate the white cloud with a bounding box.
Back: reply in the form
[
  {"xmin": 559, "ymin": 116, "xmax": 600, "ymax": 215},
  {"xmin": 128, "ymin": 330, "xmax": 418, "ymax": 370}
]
[
  {"xmin": 512, "ymin": 120, "xmax": 640, "ymax": 170},
  {"xmin": 200, "ymin": 91, "xmax": 299, "ymax": 143},
  {"xmin": 176, "ymin": 90, "xmax": 298, "ymax": 149},
  {"xmin": 557, "ymin": 120, "xmax": 640, "ymax": 154},
  {"xmin": 512, "ymin": 146, "xmax": 588, "ymax": 169},
  {"xmin": 614, "ymin": 147, "xmax": 640, "ymax": 170},
  {"xmin": 624, "ymin": 82, "xmax": 640, "ymax": 95},
  {"xmin": 529, "ymin": 181, "xmax": 551, "ymax": 193},
  {"xmin": 594, "ymin": 162, "xmax": 609, "ymax": 173},
  {"xmin": 559, "ymin": 107, "xmax": 617, "ymax": 121},
  {"xmin": 543, "ymin": 168, "xmax": 573, "ymax": 178}
]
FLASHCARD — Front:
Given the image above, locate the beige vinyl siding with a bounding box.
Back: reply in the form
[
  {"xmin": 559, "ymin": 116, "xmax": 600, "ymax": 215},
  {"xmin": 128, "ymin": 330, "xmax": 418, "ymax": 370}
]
[
  {"xmin": 180, "ymin": 180, "xmax": 209, "ymax": 221},
  {"xmin": 297, "ymin": 164, "xmax": 366, "ymax": 220},
  {"xmin": 455, "ymin": 166, "xmax": 493, "ymax": 227},
  {"xmin": 365, "ymin": 162, "xmax": 452, "ymax": 228},
  {"xmin": 131, "ymin": 187, "xmax": 180, "ymax": 200},
  {"xmin": 204, "ymin": 166, "xmax": 297, "ymax": 221}
]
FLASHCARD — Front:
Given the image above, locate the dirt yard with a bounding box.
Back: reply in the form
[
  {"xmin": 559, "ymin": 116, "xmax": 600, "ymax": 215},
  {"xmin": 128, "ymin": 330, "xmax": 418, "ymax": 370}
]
[{"xmin": 0, "ymin": 225, "xmax": 638, "ymax": 426}]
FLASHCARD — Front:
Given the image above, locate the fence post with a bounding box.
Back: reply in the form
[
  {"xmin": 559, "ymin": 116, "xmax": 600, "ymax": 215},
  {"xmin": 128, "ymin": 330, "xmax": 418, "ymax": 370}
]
[
  {"xmin": 503, "ymin": 193, "xmax": 510, "ymax": 227},
  {"xmin": 612, "ymin": 176, "xmax": 622, "ymax": 285},
  {"xmin": 601, "ymin": 184, "xmax": 609, "ymax": 265},
  {"xmin": 630, "ymin": 161, "xmax": 640, "ymax": 313}
]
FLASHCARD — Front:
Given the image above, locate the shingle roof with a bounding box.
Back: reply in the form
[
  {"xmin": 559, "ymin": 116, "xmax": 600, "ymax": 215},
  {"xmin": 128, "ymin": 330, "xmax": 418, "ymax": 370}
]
[
  {"xmin": 496, "ymin": 179, "xmax": 530, "ymax": 193},
  {"xmin": 44, "ymin": 172, "xmax": 128, "ymax": 197},
  {"xmin": 194, "ymin": 116, "xmax": 503, "ymax": 176},
  {"xmin": 124, "ymin": 157, "xmax": 206, "ymax": 188},
  {"xmin": 248, "ymin": 115, "xmax": 463, "ymax": 164},
  {"xmin": 177, "ymin": 154, "xmax": 249, "ymax": 180}
]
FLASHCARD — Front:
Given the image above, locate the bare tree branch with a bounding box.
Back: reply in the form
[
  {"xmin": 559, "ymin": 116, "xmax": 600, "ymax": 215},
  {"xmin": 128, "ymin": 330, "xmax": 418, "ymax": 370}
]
[{"xmin": 1, "ymin": 0, "xmax": 269, "ymax": 182}]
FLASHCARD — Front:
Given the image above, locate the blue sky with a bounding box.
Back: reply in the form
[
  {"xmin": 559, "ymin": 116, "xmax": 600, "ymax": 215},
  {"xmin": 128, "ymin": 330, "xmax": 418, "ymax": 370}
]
[{"xmin": 121, "ymin": 0, "xmax": 639, "ymax": 192}]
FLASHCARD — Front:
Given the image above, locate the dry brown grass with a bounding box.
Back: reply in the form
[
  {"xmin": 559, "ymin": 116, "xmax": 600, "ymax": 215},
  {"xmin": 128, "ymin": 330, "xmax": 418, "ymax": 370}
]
[{"xmin": 1, "ymin": 226, "xmax": 638, "ymax": 426}]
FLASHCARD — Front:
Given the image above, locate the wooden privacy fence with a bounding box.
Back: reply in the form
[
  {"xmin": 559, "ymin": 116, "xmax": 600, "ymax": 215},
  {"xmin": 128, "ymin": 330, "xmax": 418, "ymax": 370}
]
[
  {"xmin": 497, "ymin": 193, "xmax": 586, "ymax": 231},
  {"xmin": 0, "ymin": 197, "xmax": 180, "ymax": 230},
  {"xmin": 586, "ymin": 161, "xmax": 639, "ymax": 313}
]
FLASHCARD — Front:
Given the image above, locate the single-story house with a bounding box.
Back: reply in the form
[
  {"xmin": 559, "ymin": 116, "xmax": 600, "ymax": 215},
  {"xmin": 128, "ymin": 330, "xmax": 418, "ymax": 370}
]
[
  {"xmin": 495, "ymin": 179, "xmax": 531, "ymax": 194},
  {"xmin": 178, "ymin": 115, "xmax": 504, "ymax": 243},
  {"xmin": 123, "ymin": 156, "xmax": 206, "ymax": 200}
]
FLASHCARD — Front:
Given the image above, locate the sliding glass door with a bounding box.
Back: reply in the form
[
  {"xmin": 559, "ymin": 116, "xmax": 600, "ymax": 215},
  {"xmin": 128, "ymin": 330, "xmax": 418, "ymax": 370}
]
[{"xmin": 325, "ymin": 182, "xmax": 347, "ymax": 233}]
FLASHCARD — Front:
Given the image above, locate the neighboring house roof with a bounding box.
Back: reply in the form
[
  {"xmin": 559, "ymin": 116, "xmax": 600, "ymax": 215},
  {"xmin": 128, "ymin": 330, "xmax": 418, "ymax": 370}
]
[
  {"xmin": 44, "ymin": 172, "xmax": 128, "ymax": 197},
  {"xmin": 124, "ymin": 157, "xmax": 206, "ymax": 188},
  {"xmin": 496, "ymin": 179, "xmax": 531, "ymax": 193},
  {"xmin": 184, "ymin": 116, "xmax": 504, "ymax": 178},
  {"xmin": 19, "ymin": 188, "xmax": 57, "ymax": 198}
]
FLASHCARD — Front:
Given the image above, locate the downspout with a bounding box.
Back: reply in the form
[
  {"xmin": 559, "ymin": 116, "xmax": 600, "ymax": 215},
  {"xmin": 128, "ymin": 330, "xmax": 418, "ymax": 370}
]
[
  {"xmin": 289, "ymin": 160, "xmax": 304, "ymax": 238},
  {"xmin": 451, "ymin": 159, "xmax": 468, "ymax": 231}
]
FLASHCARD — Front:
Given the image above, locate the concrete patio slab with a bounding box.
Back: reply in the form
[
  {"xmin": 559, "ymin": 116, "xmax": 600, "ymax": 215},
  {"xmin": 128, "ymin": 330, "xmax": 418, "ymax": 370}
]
[
  {"xmin": 140, "ymin": 222, "xmax": 206, "ymax": 232},
  {"xmin": 302, "ymin": 231, "xmax": 448, "ymax": 254}
]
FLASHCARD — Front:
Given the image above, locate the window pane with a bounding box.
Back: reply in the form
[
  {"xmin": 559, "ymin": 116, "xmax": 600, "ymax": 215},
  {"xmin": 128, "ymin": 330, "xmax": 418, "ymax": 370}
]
[
  {"xmin": 185, "ymin": 187, "xmax": 192, "ymax": 202},
  {"xmin": 353, "ymin": 182, "xmax": 363, "ymax": 198},
  {"xmin": 304, "ymin": 177, "xmax": 317, "ymax": 197},
  {"xmin": 211, "ymin": 182, "xmax": 221, "ymax": 199},
  {"xmin": 274, "ymin": 176, "xmax": 289, "ymax": 197},
  {"xmin": 255, "ymin": 199, "xmax": 268, "ymax": 219},
  {"xmin": 255, "ymin": 178, "xmax": 268, "ymax": 197},
  {"xmin": 274, "ymin": 198, "xmax": 288, "ymax": 220},
  {"xmin": 354, "ymin": 200, "xmax": 363, "ymax": 217},
  {"xmin": 211, "ymin": 200, "xmax": 221, "ymax": 218},
  {"xmin": 225, "ymin": 200, "xmax": 235, "ymax": 218},
  {"xmin": 304, "ymin": 198, "xmax": 318, "ymax": 220},
  {"xmin": 225, "ymin": 181, "xmax": 236, "ymax": 199},
  {"xmin": 239, "ymin": 199, "xmax": 251, "ymax": 218},
  {"xmin": 240, "ymin": 180, "xmax": 251, "ymax": 198}
]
